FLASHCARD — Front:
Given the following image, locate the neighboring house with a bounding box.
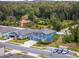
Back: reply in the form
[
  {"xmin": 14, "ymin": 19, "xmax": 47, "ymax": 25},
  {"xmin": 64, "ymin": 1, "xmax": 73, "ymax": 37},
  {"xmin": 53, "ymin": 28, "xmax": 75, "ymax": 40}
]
[
  {"xmin": 19, "ymin": 15, "xmax": 30, "ymax": 28},
  {"xmin": 27, "ymin": 29, "xmax": 56, "ymax": 42}
]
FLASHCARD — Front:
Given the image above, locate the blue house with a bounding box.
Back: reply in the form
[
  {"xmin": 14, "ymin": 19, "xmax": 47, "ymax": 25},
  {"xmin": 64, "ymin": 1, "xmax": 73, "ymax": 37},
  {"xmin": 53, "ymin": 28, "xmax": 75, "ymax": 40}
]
[
  {"xmin": 1, "ymin": 27, "xmax": 57, "ymax": 42},
  {"xmin": 27, "ymin": 29, "xmax": 56, "ymax": 42}
]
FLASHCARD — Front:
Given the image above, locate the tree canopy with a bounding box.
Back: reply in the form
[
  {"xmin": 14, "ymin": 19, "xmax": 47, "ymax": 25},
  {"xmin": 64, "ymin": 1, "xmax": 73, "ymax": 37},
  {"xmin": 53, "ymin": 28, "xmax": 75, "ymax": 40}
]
[{"xmin": 0, "ymin": 2, "xmax": 78, "ymax": 30}]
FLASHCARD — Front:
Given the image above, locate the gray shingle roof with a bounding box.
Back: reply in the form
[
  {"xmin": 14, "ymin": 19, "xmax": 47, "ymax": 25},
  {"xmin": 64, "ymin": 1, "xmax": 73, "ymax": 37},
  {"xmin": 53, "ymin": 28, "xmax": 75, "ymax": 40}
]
[
  {"xmin": 0, "ymin": 26, "xmax": 55, "ymax": 36},
  {"xmin": 15, "ymin": 28, "xmax": 34, "ymax": 36},
  {"xmin": 0, "ymin": 26, "xmax": 18, "ymax": 34},
  {"xmin": 40, "ymin": 29, "xmax": 55, "ymax": 34},
  {"xmin": 31, "ymin": 29, "xmax": 55, "ymax": 34}
]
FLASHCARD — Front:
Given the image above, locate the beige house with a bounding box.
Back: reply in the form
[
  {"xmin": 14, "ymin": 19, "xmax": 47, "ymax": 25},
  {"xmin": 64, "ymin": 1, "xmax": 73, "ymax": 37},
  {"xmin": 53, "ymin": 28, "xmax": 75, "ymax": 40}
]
[{"xmin": 19, "ymin": 15, "xmax": 30, "ymax": 27}]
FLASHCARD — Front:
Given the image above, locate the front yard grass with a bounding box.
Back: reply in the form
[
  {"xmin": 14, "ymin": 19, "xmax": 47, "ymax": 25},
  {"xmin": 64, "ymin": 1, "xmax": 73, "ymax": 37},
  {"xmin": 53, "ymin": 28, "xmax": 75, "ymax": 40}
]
[
  {"xmin": 5, "ymin": 48, "xmax": 12, "ymax": 52},
  {"xmin": 68, "ymin": 47, "xmax": 79, "ymax": 52},
  {"xmin": 0, "ymin": 37, "xmax": 4, "ymax": 40},
  {"xmin": 9, "ymin": 38, "xmax": 29, "ymax": 45}
]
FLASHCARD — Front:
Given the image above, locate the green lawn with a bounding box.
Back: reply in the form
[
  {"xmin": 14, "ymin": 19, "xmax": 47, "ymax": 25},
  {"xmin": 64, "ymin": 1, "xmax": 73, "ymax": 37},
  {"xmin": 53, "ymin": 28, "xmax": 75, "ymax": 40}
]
[
  {"xmin": 16, "ymin": 52, "xmax": 27, "ymax": 55},
  {"xmin": 5, "ymin": 48, "xmax": 12, "ymax": 52},
  {"xmin": 0, "ymin": 37, "xmax": 4, "ymax": 40},
  {"xmin": 68, "ymin": 47, "xmax": 79, "ymax": 52},
  {"xmin": 31, "ymin": 46, "xmax": 46, "ymax": 50},
  {"xmin": 9, "ymin": 38, "xmax": 29, "ymax": 45},
  {"xmin": 33, "ymin": 24, "xmax": 49, "ymax": 29}
]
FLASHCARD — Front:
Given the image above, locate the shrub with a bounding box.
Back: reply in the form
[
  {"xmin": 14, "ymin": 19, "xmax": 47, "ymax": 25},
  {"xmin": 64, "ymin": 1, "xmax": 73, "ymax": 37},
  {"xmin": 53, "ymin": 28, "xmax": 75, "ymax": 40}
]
[
  {"xmin": 64, "ymin": 35, "xmax": 74, "ymax": 43},
  {"xmin": 53, "ymin": 34, "xmax": 60, "ymax": 40}
]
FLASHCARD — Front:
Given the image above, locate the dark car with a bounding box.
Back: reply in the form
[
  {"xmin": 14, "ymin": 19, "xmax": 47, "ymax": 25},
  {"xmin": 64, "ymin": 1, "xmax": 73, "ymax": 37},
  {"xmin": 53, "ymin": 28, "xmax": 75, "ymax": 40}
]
[
  {"xmin": 62, "ymin": 49, "xmax": 69, "ymax": 54},
  {"xmin": 53, "ymin": 48, "xmax": 69, "ymax": 54},
  {"xmin": 57, "ymin": 48, "xmax": 63, "ymax": 54},
  {"xmin": 53, "ymin": 49, "xmax": 59, "ymax": 53}
]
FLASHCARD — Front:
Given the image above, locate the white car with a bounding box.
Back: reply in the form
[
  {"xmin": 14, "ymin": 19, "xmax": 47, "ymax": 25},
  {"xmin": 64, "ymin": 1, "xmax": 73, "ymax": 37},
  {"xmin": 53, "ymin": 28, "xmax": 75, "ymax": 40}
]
[{"xmin": 62, "ymin": 49, "xmax": 69, "ymax": 54}]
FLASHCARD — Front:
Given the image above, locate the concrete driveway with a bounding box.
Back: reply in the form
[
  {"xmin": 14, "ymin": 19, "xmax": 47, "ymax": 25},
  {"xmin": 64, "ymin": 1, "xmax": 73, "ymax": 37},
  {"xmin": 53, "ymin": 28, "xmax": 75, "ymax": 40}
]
[{"xmin": 21, "ymin": 40, "xmax": 37, "ymax": 47}]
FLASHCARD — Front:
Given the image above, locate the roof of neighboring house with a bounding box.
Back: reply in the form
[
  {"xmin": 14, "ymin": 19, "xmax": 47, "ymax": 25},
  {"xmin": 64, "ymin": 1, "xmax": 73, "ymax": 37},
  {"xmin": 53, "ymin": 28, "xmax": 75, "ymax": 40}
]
[
  {"xmin": 0, "ymin": 26, "xmax": 18, "ymax": 34},
  {"xmin": 19, "ymin": 15, "xmax": 30, "ymax": 24},
  {"xmin": 21, "ymin": 15, "xmax": 28, "ymax": 20}
]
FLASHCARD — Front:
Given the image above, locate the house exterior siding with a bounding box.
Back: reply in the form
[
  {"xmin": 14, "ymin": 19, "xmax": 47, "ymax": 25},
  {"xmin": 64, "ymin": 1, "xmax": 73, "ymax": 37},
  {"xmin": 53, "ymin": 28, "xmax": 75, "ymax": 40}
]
[{"xmin": 27, "ymin": 31, "xmax": 56, "ymax": 42}]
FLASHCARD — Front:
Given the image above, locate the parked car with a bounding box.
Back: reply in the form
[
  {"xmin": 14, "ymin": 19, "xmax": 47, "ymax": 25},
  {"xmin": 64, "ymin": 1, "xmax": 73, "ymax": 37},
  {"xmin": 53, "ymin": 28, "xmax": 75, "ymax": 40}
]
[
  {"xmin": 57, "ymin": 48, "xmax": 63, "ymax": 54},
  {"xmin": 62, "ymin": 49, "xmax": 69, "ymax": 54},
  {"xmin": 53, "ymin": 49, "xmax": 59, "ymax": 53}
]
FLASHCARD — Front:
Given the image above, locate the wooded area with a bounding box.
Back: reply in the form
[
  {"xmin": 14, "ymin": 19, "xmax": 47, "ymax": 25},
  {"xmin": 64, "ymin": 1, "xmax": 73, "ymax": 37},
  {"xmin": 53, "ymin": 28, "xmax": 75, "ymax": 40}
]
[
  {"xmin": 0, "ymin": 2, "xmax": 79, "ymax": 44},
  {"xmin": 0, "ymin": 2, "xmax": 78, "ymax": 28}
]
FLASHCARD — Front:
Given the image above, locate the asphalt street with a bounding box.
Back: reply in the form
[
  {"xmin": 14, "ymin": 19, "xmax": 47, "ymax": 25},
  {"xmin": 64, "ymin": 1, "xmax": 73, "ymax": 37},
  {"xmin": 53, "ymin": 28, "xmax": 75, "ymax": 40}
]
[{"xmin": 0, "ymin": 42, "xmax": 74, "ymax": 58}]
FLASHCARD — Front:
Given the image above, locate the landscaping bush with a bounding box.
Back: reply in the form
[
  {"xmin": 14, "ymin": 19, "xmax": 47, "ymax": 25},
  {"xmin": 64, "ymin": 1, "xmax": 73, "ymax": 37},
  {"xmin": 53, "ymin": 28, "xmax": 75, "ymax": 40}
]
[
  {"xmin": 64, "ymin": 35, "xmax": 74, "ymax": 43},
  {"xmin": 53, "ymin": 34, "xmax": 60, "ymax": 40}
]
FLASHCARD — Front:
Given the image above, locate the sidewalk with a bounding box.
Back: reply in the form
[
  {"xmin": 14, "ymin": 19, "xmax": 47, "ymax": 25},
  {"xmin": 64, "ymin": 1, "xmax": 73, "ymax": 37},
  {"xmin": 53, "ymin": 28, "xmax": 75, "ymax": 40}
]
[{"xmin": 0, "ymin": 38, "xmax": 13, "ymax": 43}]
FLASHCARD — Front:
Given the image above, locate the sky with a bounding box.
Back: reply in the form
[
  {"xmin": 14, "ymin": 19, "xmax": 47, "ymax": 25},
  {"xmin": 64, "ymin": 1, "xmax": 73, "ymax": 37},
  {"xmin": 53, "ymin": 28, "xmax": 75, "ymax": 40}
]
[
  {"xmin": 0, "ymin": 0, "xmax": 34, "ymax": 1},
  {"xmin": 0, "ymin": 0, "xmax": 78, "ymax": 1}
]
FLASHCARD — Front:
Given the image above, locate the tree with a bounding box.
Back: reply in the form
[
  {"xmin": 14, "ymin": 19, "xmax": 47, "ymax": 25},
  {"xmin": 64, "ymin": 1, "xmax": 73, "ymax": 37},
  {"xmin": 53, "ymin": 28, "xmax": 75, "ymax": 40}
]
[
  {"xmin": 64, "ymin": 24, "xmax": 79, "ymax": 43},
  {"xmin": 51, "ymin": 16, "xmax": 62, "ymax": 31},
  {"xmin": 64, "ymin": 35, "xmax": 74, "ymax": 43}
]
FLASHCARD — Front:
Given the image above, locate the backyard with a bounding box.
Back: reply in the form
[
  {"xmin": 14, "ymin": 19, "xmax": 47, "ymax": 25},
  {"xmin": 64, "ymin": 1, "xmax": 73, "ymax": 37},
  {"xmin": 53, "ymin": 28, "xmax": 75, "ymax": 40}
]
[{"xmin": 32, "ymin": 20, "xmax": 74, "ymax": 30}]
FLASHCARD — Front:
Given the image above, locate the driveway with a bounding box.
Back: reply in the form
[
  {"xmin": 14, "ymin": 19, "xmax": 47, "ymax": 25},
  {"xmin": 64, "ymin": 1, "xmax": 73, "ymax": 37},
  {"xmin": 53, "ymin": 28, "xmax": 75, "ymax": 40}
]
[{"xmin": 21, "ymin": 40, "xmax": 37, "ymax": 47}]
